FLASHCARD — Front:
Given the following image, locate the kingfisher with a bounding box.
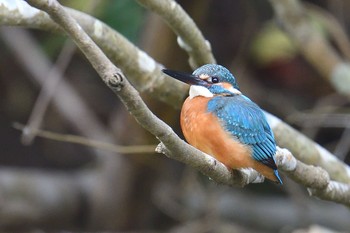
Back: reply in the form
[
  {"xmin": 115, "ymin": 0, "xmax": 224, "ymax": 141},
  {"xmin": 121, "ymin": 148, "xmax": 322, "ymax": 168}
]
[{"xmin": 163, "ymin": 64, "xmax": 282, "ymax": 184}]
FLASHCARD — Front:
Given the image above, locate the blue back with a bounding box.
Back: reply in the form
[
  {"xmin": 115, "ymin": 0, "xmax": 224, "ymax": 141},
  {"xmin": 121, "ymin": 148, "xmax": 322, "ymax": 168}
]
[{"xmin": 207, "ymin": 95, "xmax": 277, "ymax": 169}]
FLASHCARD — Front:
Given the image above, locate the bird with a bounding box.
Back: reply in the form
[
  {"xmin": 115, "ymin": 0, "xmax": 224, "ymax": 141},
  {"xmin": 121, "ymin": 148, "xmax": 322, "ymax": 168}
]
[{"xmin": 162, "ymin": 64, "xmax": 282, "ymax": 184}]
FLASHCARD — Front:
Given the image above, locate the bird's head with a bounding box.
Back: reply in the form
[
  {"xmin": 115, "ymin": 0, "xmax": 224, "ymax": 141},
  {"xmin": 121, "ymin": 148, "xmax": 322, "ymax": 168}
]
[{"xmin": 163, "ymin": 64, "xmax": 241, "ymax": 98}]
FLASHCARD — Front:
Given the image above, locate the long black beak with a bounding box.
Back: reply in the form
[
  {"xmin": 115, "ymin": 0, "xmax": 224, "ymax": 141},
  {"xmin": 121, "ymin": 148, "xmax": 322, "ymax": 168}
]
[{"xmin": 162, "ymin": 69, "xmax": 207, "ymax": 86}]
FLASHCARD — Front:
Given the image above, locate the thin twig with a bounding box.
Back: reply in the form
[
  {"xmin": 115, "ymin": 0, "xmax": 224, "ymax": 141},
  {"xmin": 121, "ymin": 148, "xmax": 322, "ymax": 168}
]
[
  {"xmin": 21, "ymin": 40, "xmax": 76, "ymax": 145},
  {"xmin": 306, "ymin": 3, "xmax": 350, "ymax": 60},
  {"xmin": 14, "ymin": 122, "xmax": 157, "ymax": 154}
]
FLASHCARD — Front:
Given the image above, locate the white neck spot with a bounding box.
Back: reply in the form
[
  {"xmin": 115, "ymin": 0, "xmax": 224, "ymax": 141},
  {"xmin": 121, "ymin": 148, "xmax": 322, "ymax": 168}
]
[
  {"xmin": 227, "ymin": 86, "xmax": 242, "ymax": 95},
  {"xmin": 189, "ymin": 85, "xmax": 213, "ymax": 99}
]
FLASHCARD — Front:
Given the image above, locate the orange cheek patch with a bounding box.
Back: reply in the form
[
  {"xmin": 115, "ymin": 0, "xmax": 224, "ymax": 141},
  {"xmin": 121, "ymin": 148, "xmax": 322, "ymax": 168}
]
[{"xmin": 221, "ymin": 82, "xmax": 233, "ymax": 89}]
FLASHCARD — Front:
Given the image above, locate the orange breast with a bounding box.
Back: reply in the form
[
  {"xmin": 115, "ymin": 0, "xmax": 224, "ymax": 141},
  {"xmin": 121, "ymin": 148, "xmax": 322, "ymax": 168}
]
[
  {"xmin": 180, "ymin": 96, "xmax": 278, "ymax": 182},
  {"xmin": 181, "ymin": 96, "xmax": 252, "ymax": 168}
]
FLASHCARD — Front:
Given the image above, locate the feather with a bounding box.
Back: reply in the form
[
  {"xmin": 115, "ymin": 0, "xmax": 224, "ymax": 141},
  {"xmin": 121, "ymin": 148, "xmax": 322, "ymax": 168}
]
[{"xmin": 207, "ymin": 95, "xmax": 277, "ymax": 170}]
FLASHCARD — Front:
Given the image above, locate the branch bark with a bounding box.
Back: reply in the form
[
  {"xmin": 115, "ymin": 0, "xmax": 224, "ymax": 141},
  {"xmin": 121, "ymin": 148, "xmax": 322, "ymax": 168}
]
[{"xmin": 274, "ymin": 148, "xmax": 350, "ymax": 206}]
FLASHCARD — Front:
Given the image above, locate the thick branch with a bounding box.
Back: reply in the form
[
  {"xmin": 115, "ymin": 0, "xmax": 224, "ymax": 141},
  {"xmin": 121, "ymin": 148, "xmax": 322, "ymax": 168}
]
[{"xmin": 136, "ymin": 0, "xmax": 216, "ymax": 68}]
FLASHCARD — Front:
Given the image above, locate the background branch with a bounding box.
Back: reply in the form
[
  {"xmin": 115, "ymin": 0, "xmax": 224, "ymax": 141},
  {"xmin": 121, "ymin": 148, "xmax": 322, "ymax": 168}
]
[
  {"xmin": 269, "ymin": 0, "xmax": 350, "ymax": 96},
  {"xmin": 306, "ymin": 3, "xmax": 350, "ymax": 61},
  {"xmin": 21, "ymin": 40, "xmax": 76, "ymax": 145},
  {"xmin": 13, "ymin": 122, "xmax": 157, "ymax": 154}
]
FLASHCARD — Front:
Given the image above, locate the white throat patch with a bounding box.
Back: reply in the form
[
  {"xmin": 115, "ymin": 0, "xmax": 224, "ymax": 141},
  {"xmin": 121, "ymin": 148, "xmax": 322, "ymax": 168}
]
[{"xmin": 189, "ymin": 85, "xmax": 213, "ymax": 99}]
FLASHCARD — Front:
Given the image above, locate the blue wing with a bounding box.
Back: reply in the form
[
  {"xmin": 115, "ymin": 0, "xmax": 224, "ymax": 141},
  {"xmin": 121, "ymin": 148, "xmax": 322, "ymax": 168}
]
[{"xmin": 207, "ymin": 95, "xmax": 277, "ymax": 169}]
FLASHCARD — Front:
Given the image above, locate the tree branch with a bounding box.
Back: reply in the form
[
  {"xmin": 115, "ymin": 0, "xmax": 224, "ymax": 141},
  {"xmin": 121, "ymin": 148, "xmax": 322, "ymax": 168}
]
[
  {"xmin": 1, "ymin": 0, "xmax": 347, "ymax": 229},
  {"xmin": 2, "ymin": 0, "xmax": 349, "ymax": 184},
  {"xmin": 13, "ymin": 122, "xmax": 157, "ymax": 154},
  {"xmin": 274, "ymin": 148, "xmax": 350, "ymax": 206},
  {"xmin": 0, "ymin": 0, "xmax": 350, "ymax": 183},
  {"xmin": 3, "ymin": 1, "xmax": 348, "ymax": 183},
  {"xmin": 136, "ymin": 0, "xmax": 216, "ymax": 68},
  {"xmin": 21, "ymin": 0, "xmax": 350, "ymax": 206}
]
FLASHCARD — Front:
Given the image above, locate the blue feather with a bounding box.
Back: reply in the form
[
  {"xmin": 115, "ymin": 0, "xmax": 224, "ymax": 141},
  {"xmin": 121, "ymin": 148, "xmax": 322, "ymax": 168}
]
[
  {"xmin": 274, "ymin": 170, "xmax": 283, "ymax": 184},
  {"xmin": 207, "ymin": 95, "xmax": 277, "ymax": 170}
]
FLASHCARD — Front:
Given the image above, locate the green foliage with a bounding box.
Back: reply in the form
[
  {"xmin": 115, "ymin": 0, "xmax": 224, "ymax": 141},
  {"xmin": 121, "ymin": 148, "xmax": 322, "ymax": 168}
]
[
  {"xmin": 99, "ymin": 0, "xmax": 145, "ymax": 43},
  {"xmin": 250, "ymin": 22, "xmax": 297, "ymax": 67},
  {"xmin": 40, "ymin": 33, "xmax": 67, "ymax": 58}
]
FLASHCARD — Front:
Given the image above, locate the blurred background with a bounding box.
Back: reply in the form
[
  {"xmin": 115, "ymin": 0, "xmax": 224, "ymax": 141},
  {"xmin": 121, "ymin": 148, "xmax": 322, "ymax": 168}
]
[{"xmin": 0, "ymin": 0, "xmax": 350, "ymax": 232}]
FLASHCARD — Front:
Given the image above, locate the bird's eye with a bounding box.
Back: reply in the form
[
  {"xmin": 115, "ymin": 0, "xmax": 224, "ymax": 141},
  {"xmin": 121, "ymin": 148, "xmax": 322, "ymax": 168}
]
[{"xmin": 211, "ymin": 77, "xmax": 219, "ymax": 83}]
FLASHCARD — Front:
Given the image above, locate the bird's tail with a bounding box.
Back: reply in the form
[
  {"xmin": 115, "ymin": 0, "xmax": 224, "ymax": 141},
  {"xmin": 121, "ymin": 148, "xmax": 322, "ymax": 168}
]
[{"xmin": 274, "ymin": 170, "xmax": 283, "ymax": 184}]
